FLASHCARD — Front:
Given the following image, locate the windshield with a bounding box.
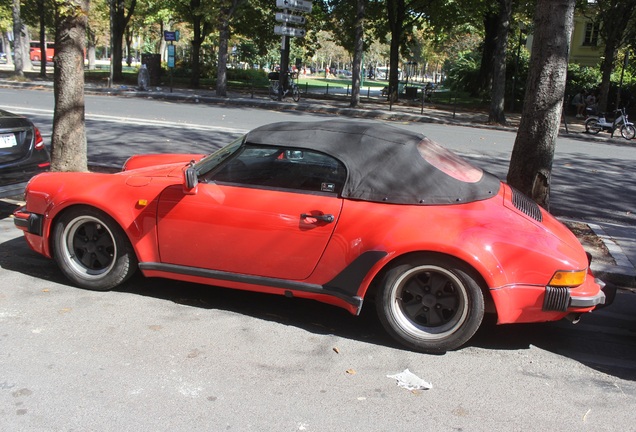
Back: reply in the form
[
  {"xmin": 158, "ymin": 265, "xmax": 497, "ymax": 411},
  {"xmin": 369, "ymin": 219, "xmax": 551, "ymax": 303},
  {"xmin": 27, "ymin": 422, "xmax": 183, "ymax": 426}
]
[{"xmin": 194, "ymin": 135, "xmax": 245, "ymax": 176}]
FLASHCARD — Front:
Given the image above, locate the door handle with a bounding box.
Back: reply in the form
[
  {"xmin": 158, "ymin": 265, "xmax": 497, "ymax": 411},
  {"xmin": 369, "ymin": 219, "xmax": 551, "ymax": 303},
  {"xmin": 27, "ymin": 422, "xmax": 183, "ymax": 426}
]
[{"xmin": 301, "ymin": 213, "xmax": 335, "ymax": 223}]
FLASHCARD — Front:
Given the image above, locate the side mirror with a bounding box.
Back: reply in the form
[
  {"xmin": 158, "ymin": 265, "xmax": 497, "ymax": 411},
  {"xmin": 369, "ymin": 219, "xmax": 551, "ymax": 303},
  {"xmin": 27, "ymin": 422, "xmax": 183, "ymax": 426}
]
[{"xmin": 184, "ymin": 166, "xmax": 198, "ymax": 194}]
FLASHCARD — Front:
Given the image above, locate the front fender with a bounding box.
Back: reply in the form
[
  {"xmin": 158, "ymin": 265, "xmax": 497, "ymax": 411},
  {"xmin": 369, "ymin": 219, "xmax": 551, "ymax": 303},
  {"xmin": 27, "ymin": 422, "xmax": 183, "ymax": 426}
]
[{"xmin": 24, "ymin": 172, "xmax": 177, "ymax": 263}]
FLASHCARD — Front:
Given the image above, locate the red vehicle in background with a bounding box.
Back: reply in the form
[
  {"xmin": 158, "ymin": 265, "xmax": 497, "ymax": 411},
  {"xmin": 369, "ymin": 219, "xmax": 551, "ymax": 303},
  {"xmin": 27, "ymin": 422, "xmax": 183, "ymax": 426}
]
[{"xmin": 29, "ymin": 41, "xmax": 55, "ymax": 62}]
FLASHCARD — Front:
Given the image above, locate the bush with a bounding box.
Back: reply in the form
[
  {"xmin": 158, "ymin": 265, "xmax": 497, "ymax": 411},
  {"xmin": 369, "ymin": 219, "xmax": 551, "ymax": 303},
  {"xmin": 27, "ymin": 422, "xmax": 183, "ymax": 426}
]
[
  {"xmin": 443, "ymin": 51, "xmax": 481, "ymax": 94},
  {"xmin": 566, "ymin": 63, "xmax": 601, "ymax": 95}
]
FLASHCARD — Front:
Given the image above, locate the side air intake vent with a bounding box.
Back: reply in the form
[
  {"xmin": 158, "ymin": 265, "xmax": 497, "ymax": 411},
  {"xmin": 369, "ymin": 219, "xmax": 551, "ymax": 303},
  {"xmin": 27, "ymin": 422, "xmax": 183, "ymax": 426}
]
[
  {"xmin": 511, "ymin": 187, "xmax": 543, "ymax": 222},
  {"xmin": 543, "ymin": 286, "xmax": 570, "ymax": 312}
]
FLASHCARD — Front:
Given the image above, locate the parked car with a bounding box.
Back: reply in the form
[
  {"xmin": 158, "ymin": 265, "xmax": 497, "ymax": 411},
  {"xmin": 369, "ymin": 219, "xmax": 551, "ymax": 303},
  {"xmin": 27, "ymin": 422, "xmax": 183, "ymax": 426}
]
[
  {"xmin": 0, "ymin": 109, "xmax": 50, "ymax": 198},
  {"xmin": 13, "ymin": 120, "xmax": 613, "ymax": 353}
]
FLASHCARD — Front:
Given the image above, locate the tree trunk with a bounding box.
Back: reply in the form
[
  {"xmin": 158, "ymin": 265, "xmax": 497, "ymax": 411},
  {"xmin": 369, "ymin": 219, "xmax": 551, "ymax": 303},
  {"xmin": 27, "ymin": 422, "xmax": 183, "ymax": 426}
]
[
  {"xmin": 87, "ymin": 24, "xmax": 97, "ymax": 70},
  {"xmin": 12, "ymin": 0, "xmax": 24, "ymax": 77},
  {"xmin": 386, "ymin": 0, "xmax": 405, "ymax": 102},
  {"xmin": 477, "ymin": 11, "xmax": 497, "ymax": 97},
  {"xmin": 216, "ymin": 20, "xmax": 230, "ymax": 97},
  {"xmin": 111, "ymin": 0, "xmax": 136, "ymax": 82},
  {"xmin": 507, "ymin": 0, "xmax": 575, "ymax": 210},
  {"xmin": 488, "ymin": 0, "xmax": 512, "ymax": 125},
  {"xmin": 38, "ymin": 0, "xmax": 47, "ymax": 78},
  {"xmin": 51, "ymin": 0, "xmax": 89, "ymax": 173},
  {"xmin": 2, "ymin": 33, "xmax": 13, "ymax": 66},
  {"xmin": 350, "ymin": 0, "xmax": 366, "ymax": 108},
  {"xmin": 190, "ymin": 15, "xmax": 203, "ymax": 88}
]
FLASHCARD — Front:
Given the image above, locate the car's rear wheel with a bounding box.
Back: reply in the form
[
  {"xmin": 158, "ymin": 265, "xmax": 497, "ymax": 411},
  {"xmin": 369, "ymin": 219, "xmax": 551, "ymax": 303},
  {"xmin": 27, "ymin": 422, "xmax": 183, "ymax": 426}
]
[
  {"xmin": 52, "ymin": 207, "xmax": 137, "ymax": 291},
  {"xmin": 376, "ymin": 256, "xmax": 484, "ymax": 353}
]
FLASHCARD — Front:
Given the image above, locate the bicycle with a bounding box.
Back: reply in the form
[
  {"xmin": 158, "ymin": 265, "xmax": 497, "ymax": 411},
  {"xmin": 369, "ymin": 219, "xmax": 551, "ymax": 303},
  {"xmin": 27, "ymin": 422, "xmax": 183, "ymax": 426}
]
[{"xmin": 268, "ymin": 71, "xmax": 300, "ymax": 102}]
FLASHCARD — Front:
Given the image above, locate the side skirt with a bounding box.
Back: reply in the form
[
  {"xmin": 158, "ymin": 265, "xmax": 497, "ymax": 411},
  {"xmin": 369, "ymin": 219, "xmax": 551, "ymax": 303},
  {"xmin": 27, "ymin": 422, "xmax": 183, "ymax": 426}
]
[{"xmin": 138, "ymin": 251, "xmax": 387, "ymax": 314}]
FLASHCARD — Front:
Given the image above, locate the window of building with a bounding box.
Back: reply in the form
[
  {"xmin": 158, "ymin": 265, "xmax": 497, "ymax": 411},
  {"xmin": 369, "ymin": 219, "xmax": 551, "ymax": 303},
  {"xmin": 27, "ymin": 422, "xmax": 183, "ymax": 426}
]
[{"xmin": 583, "ymin": 22, "xmax": 600, "ymax": 46}]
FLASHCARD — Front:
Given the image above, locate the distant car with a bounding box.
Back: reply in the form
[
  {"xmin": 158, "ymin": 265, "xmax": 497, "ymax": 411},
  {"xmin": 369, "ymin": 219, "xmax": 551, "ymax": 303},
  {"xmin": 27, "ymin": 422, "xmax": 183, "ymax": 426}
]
[
  {"xmin": 13, "ymin": 120, "xmax": 613, "ymax": 353},
  {"xmin": 0, "ymin": 109, "xmax": 50, "ymax": 198}
]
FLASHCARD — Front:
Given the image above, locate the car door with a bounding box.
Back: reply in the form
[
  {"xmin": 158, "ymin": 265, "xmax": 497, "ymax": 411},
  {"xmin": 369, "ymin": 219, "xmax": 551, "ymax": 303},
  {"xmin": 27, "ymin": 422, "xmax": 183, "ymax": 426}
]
[{"xmin": 155, "ymin": 145, "xmax": 346, "ymax": 281}]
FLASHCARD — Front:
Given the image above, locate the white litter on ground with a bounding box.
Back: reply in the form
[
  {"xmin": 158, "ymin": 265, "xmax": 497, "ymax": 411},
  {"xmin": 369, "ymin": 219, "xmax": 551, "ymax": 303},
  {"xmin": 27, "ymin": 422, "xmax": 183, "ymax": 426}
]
[{"xmin": 387, "ymin": 369, "xmax": 433, "ymax": 390}]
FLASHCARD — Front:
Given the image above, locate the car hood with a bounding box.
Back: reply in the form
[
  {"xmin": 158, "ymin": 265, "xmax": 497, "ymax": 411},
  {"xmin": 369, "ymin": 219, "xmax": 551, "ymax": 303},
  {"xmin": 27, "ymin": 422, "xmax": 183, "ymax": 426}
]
[{"xmin": 123, "ymin": 153, "xmax": 206, "ymax": 172}]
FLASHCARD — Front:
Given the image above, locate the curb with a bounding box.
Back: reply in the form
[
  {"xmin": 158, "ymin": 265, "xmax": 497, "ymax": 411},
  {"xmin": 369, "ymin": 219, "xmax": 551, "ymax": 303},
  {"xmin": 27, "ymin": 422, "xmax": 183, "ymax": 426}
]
[{"xmin": 587, "ymin": 222, "xmax": 636, "ymax": 288}]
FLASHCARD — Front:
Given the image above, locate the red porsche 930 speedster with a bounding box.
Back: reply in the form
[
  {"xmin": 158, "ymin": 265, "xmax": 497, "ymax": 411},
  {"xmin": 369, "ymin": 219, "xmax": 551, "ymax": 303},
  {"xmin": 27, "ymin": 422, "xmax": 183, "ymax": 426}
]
[{"xmin": 13, "ymin": 121, "xmax": 613, "ymax": 353}]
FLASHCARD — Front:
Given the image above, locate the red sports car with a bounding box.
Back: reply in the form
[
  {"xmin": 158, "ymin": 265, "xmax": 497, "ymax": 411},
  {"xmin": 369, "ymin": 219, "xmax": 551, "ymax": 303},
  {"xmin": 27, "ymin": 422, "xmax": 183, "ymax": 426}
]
[{"xmin": 13, "ymin": 121, "xmax": 613, "ymax": 353}]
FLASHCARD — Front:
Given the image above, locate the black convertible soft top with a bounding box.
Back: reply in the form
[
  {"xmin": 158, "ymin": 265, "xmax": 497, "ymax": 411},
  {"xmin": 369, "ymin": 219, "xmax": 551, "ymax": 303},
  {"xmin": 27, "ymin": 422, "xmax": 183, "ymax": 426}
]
[{"xmin": 245, "ymin": 120, "xmax": 501, "ymax": 205}]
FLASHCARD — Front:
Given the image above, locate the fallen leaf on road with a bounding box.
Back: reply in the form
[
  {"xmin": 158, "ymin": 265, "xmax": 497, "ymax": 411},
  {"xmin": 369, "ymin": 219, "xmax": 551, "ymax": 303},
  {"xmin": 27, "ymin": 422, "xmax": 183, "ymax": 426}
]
[
  {"xmin": 346, "ymin": 369, "xmax": 356, "ymax": 375},
  {"xmin": 333, "ymin": 347, "xmax": 340, "ymax": 354}
]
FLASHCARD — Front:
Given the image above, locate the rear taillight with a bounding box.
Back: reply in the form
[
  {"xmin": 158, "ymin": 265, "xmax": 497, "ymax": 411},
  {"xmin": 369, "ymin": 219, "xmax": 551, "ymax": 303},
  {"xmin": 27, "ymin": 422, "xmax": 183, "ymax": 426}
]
[{"xmin": 34, "ymin": 127, "xmax": 45, "ymax": 150}]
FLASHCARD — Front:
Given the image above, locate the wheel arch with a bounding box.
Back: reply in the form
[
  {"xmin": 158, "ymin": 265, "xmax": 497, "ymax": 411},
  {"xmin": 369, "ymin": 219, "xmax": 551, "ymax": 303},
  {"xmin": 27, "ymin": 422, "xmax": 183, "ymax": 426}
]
[
  {"xmin": 363, "ymin": 251, "xmax": 496, "ymax": 316},
  {"xmin": 47, "ymin": 204, "xmax": 142, "ymax": 263}
]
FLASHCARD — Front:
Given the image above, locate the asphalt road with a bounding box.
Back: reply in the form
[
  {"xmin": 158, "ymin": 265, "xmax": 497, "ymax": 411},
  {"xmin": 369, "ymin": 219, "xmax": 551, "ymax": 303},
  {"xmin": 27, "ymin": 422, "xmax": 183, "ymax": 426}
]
[{"xmin": 1, "ymin": 88, "xmax": 636, "ymax": 431}]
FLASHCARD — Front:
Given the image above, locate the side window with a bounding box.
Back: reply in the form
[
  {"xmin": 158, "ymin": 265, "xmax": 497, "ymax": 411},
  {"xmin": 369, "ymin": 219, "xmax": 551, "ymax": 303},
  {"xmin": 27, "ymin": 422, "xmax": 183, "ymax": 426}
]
[{"xmin": 207, "ymin": 144, "xmax": 346, "ymax": 194}]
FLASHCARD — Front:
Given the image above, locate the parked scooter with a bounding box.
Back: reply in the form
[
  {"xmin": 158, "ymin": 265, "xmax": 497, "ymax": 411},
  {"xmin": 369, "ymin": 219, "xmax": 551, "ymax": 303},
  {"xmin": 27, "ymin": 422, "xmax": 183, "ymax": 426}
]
[{"xmin": 585, "ymin": 107, "xmax": 636, "ymax": 140}]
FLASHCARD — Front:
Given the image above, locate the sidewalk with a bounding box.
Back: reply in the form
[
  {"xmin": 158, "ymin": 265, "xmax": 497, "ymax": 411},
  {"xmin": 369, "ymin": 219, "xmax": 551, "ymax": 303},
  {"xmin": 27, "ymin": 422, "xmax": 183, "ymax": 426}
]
[{"xmin": 1, "ymin": 68, "xmax": 634, "ymax": 289}]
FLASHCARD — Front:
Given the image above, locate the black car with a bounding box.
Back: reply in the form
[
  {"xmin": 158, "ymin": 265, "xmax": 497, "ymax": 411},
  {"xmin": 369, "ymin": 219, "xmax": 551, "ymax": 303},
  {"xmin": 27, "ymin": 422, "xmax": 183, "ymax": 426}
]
[{"xmin": 0, "ymin": 110, "xmax": 50, "ymax": 198}]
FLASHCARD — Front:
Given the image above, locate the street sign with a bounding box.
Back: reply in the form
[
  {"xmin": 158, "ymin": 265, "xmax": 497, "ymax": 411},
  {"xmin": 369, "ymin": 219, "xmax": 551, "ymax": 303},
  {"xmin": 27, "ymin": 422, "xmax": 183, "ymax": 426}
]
[
  {"xmin": 275, "ymin": 0, "xmax": 312, "ymax": 13},
  {"xmin": 167, "ymin": 44, "xmax": 175, "ymax": 68},
  {"xmin": 274, "ymin": 25, "xmax": 306, "ymax": 38},
  {"xmin": 275, "ymin": 12, "xmax": 306, "ymax": 25},
  {"xmin": 164, "ymin": 31, "xmax": 176, "ymax": 41}
]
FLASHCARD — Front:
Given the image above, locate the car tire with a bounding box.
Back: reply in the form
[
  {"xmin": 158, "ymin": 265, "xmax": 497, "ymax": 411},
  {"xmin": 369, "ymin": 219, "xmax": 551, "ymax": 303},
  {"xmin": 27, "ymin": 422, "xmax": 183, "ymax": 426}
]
[
  {"xmin": 376, "ymin": 255, "xmax": 485, "ymax": 353},
  {"xmin": 52, "ymin": 207, "xmax": 137, "ymax": 291},
  {"xmin": 585, "ymin": 118, "xmax": 602, "ymax": 134}
]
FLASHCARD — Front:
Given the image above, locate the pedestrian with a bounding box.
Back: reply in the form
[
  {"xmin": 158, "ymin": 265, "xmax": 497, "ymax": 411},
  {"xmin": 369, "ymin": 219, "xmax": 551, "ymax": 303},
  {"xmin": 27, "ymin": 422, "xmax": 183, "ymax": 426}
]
[{"xmin": 571, "ymin": 90, "xmax": 586, "ymax": 118}]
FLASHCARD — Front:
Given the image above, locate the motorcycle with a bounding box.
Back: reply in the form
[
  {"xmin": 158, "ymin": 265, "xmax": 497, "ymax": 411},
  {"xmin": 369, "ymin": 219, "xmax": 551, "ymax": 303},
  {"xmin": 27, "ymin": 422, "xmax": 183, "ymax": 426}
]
[{"xmin": 585, "ymin": 107, "xmax": 636, "ymax": 140}]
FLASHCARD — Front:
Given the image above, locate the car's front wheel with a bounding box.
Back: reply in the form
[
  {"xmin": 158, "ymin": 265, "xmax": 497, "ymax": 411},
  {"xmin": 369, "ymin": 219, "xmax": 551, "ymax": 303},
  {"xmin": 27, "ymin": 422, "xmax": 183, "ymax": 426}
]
[
  {"xmin": 52, "ymin": 207, "xmax": 137, "ymax": 291},
  {"xmin": 376, "ymin": 256, "xmax": 485, "ymax": 353}
]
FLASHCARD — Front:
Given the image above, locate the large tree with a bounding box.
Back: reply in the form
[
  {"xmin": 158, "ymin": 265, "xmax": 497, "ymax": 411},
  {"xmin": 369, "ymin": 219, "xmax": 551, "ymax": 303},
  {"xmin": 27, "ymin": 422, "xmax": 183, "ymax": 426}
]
[
  {"xmin": 507, "ymin": 0, "xmax": 576, "ymax": 209},
  {"xmin": 51, "ymin": 0, "xmax": 89, "ymax": 172}
]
